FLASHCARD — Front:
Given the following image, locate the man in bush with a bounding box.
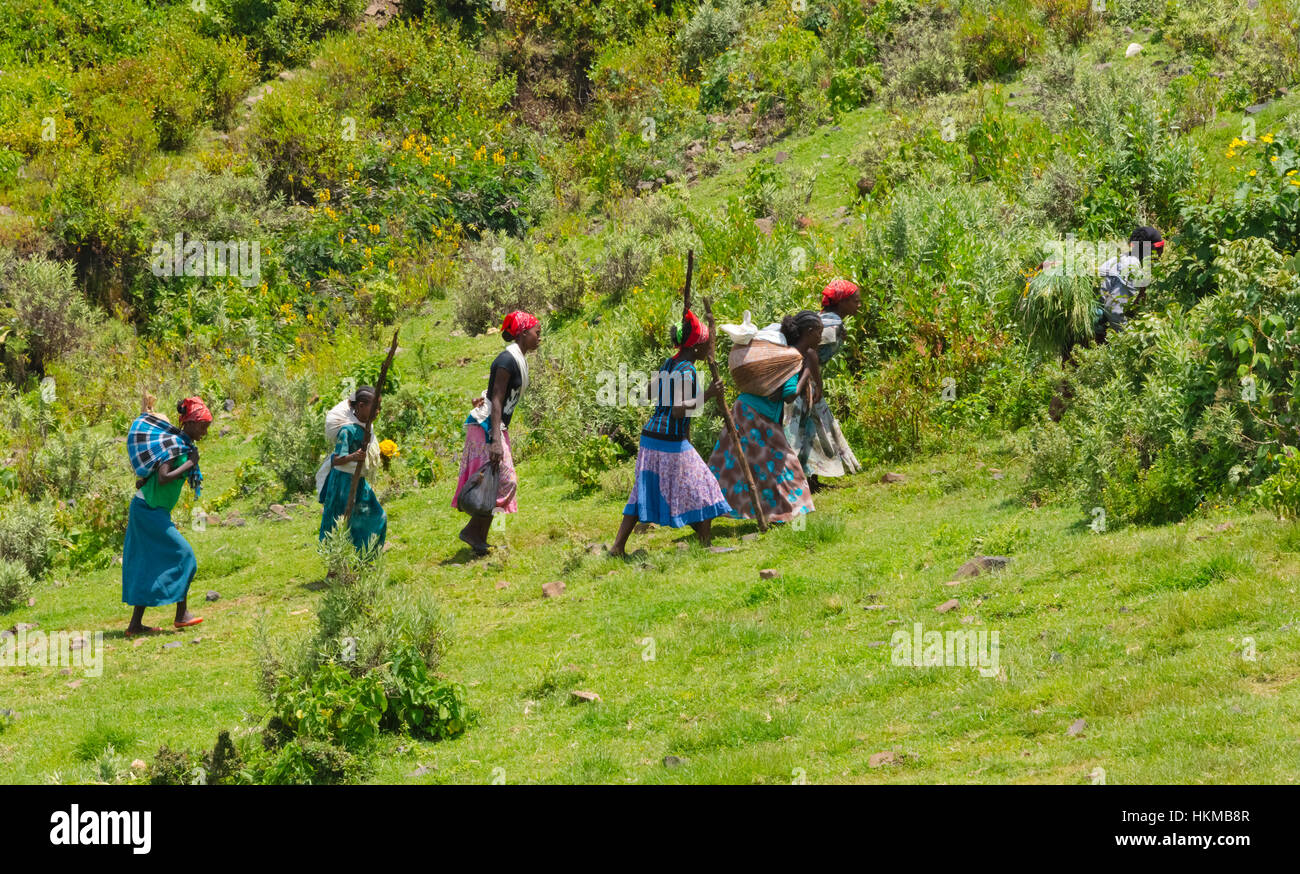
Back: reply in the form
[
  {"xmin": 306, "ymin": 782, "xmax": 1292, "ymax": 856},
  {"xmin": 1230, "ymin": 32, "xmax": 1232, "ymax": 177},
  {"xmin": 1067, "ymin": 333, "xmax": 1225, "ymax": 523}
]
[{"xmin": 1095, "ymin": 226, "xmax": 1164, "ymax": 341}]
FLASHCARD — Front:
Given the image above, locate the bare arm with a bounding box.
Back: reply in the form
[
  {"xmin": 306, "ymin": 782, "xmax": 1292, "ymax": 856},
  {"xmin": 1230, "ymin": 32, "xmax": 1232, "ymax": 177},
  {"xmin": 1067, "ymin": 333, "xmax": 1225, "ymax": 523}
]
[
  {"xmin": 154, "ymin": 456, "xmax": 195, "ymax": 485},
  {"xmin": 488, "ymin": 367, "xmax": 510, "ymax": 460}
]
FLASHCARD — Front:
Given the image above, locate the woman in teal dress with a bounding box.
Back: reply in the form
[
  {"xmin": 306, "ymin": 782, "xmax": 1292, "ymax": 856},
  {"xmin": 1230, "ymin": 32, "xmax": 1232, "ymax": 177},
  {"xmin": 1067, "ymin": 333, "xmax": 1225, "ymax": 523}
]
[{"xmin": 318, "ymin": 386, "xmax": 386, "ymax": 553}]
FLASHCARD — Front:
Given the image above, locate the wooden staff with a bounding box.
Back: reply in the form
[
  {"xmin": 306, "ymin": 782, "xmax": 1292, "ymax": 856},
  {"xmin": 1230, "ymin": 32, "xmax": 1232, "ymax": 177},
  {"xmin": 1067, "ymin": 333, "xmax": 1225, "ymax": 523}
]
[
  {"xmin": 701, "ymin": 295, "xmax": 768, "ymax": 532},
  {"xmin": 344, "ymin": 328, "xmax": 400, "ymax": 524}
]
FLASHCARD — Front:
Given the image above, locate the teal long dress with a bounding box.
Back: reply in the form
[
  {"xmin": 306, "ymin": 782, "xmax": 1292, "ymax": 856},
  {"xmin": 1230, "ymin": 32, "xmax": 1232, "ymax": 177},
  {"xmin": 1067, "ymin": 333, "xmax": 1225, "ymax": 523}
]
[{"xmin": 318, "ymin": 423, "xmax": 387, "ymax": 551}]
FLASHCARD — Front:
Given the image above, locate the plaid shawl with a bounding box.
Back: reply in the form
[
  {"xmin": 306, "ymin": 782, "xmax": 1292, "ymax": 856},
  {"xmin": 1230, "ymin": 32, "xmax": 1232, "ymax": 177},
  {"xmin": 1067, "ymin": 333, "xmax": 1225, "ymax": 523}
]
[{"xmin": 127, "ymin": 413, "xmax": 203, "ymax": 497}]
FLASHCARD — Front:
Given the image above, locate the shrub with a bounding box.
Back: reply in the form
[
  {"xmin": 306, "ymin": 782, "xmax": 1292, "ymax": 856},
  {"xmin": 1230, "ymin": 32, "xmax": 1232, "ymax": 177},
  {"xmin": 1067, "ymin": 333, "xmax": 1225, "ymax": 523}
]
[
  {"xmin": 0, "ymin": 253, "xmax": 99, "ymax": 383},
  {"xmin": 217, "ymin": 0, "xmax": 365, "ymax": 72},
  {"xmin": 957, "ymin": 0, "xmax": 1043, "ymax": 82},
  {"xmin": 0, "ymin": 502, "xmax": 53, "ymax": 580},
  {"xmin": 677, "ymin": 0, "xmax": 747, "ymax": 77},
  {"xmin": 452, "ymin": 232, "xmax": 589, "ymax": 335},
  {"xmin": 881, "ymin": 11, "xmax": 966, "ymax": 101},
  {"xmin": 257, "ymin": 375, "xmax": 325, "ymax": 497},
  {"xmin": 0, "ymin": 559, "xmax": 32, "ymax": 614}
]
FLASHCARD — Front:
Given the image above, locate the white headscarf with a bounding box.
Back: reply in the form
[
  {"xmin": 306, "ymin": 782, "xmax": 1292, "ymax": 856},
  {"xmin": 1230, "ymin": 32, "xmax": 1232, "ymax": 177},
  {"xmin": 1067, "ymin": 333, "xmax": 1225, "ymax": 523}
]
[{"xmin": 315, "ymin": 396, "xmax": 382, "ymax": 496}]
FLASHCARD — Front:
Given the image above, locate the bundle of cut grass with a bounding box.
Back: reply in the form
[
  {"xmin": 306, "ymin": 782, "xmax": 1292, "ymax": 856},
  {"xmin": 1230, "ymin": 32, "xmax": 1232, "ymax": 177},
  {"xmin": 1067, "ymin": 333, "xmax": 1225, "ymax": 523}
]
[{"xmin": 1015, "ymin": 259, "xmax": 1098, "ymax": 359}]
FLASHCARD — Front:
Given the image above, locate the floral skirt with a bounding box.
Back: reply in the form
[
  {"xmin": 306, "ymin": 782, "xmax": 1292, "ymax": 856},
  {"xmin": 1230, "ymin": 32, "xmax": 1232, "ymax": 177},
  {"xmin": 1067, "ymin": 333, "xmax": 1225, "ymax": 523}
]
[
  {"xmin": 707, "ymin": 399, "xmax": 814, "ymax": 523},
  {"xmin": 624, "ymin": 434, "xmax": 732, "ymax": 527},
  {"xmin": 784, "ymin": 395, "xmax": 862, "ymax": 479},
  {"xmin": 452, "ymin": 424, "xmax": 518, "ymax": 514}
]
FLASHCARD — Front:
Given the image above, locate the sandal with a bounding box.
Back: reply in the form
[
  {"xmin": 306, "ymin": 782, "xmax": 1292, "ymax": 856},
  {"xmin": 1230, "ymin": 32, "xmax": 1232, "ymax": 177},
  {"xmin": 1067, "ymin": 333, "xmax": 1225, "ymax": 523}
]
[
  {"xmin": 125, "ymin": 626, "xmax": 163, "ymax": 638},
  {"xmin": 174, "ymin": 617, "xmax": 204, "ymax": 629}
]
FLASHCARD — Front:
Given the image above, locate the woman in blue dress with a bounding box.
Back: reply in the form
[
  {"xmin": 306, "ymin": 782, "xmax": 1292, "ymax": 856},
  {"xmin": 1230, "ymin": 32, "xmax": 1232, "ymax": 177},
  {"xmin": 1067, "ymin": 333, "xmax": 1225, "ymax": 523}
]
[{"xmin": 318, "ymin": 386, "xmax": 386, "ymax": 553}]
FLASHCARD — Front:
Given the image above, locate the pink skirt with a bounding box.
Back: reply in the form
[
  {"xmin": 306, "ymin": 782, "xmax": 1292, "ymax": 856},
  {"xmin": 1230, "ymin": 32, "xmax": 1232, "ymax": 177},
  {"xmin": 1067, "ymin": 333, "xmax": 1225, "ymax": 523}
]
[{"xmin": 452, "ymin": 424, "xmax": 518, "ymax": 514}]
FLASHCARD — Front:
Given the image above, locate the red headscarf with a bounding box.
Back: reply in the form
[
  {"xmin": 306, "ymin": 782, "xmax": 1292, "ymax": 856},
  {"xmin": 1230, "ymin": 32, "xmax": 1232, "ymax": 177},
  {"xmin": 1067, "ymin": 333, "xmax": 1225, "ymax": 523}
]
[
  {"xmin": 674, "ymin": 310, "xmax": 709, "ymax": 349},
  {"xmin": 501, "ymin": 311, "xmax": 539, "ymax": 340},
  {"xmin": 821, "ymin": 279, "xmax": 860, "ymax": 309},
  {"xmin": 178, "ymin": 396, "xmax": 213, "ymax": 424}
]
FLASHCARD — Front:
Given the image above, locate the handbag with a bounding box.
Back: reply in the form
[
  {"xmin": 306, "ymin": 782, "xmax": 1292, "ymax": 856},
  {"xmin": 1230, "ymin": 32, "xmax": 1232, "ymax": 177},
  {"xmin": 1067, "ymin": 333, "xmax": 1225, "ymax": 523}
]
[{"xmin": 457, "ymin": 461, "xmax": 500, "ymax": 517}]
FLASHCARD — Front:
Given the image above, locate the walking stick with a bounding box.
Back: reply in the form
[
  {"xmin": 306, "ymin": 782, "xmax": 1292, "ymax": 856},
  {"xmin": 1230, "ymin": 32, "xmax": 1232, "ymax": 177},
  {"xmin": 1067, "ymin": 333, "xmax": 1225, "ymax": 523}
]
[
  {"xmin": 701, "ymin": 295, "xmax": 769, "ymax": 532},
  {"xmin": 344, "ymin": 328, "xmax": 400, "ymax": 524}
]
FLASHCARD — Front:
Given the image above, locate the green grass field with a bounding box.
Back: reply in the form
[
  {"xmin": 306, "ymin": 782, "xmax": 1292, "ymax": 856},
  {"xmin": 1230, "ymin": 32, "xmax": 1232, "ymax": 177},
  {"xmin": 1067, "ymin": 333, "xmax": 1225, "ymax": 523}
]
[{"xmin": 4, "ymin": 297, "xmax": 1299, "ymax": 785}]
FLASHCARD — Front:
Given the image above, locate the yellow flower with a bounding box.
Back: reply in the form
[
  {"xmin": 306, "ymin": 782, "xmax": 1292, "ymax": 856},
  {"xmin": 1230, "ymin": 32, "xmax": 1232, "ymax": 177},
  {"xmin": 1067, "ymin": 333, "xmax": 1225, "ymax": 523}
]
[
  {"xmin": 1261, "ymin": 133, "xmax": 1274, "ymax": 143},
  {"xmin": 1271, "ymin": 155, "xmax": 1279, "ymax": 162},
  {"xmin": 1249, "ymin": 169, "xmax": 1257, "ymax": 177},
  {"xmin": 379, "ymin": 439, "xmax": 399, "ymax": 458}
]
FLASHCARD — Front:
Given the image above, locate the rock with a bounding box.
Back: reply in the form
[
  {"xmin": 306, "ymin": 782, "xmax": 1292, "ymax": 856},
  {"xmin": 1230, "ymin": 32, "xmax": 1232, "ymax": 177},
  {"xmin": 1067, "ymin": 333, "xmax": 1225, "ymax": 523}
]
[
  {"xmin": 495, "ymin": 580, "xmax": 509, "ymax": 590},
  {"xmin": 205, "ymin": 591, "xmax": 220, "ymax": 602},
  {"xmin": 1067, "ymin": 718, "xmax": 1086, "ymax": 738},
  {"xmin": 856, "ymin": 176, "xmax": 875, "ymax": 198},
  {"xmin": 1125, "ymin": 43, "xmax": 1142, "ymax": 58},
  {"xmin": 66, "ymin": 680, "xmax": 81, "ymax": 689},
  {"xmin": 26, "ymin": 597, "xmax": 35, "ymax": 607},
  {"xmin": 662, "ymin": 755, "xmax": 684, "ymax": 768},
  {"xmin": 1095, "ymin": 61, "xmax": 1112, "ymax": 71},
  {"xmin": 880, "ymin": 472, "xmax": 906, "ymax": 484},
  {"xmin": 59, "ymin": 668, "xmax": 71, "ymax": 676},
  {"xmin": 730, "ymin": 140, "xmax": 750, "ymax": 152},
  {"xmin": 953, "ymin": 555, "xmax": 1011, "ymax": 579},
  {"xmin": 936, "ymin": 599, "xmax": 959, "ymax": 614},
  {"xmin": 754, "ymin": 217, "xmax": 774, "ymax": 236},
  {"xmin": 637, "ymin": 180, "xmax": 655, "ymax": 192},
  {"xmin": 960, "ymin": 615, "xmax": 976, "ymax": 624},
  {"xmin": 223, "ymin": 515, "xmax": 246, "ymax": 528},
  {"xmin": 740, "ymin": 533, "xmax": 760, "ymax": 542},
  {"xmin": 820, "ymin": 153, "xmax": 831, "ymax": 159},
  {"xmin": 868, "ymin": 751, "xmax": 896, "ymax": 768},
  {"xmin": 772, "ymin": 150, "xmax": 789, "ymax": 164},
  {"xmin": 269, "ymin": 504, "xmax": 290, "ymax": 520},
  {"xmin": 569, "ymin": 690, "xmax": 601, "ymax": 704},
  {"xmin": 866, "ymin": 640, "xmax": 887, "ymax": 648},
  {"xmin": 585, "ymin": 542, "xmax": 607, "ymax": 556},
  {"xmin": 223, "ymin": 398, "xmax": 236, "ymax": 412},
  {"xmin": 675, "ymin": 542, "xmax": 689, "ymax": 550},
  {"xmin": 758, "ymin": 569, "xmax": 780, "ymax": 580},
  {"xmin": 10, "ymin": 622, "xmax": 37, "ymax": 634},
  {"xmin": 831, "ymin": 205, "xmax": 848, "ymax": 218},
  {"xmin": 218, "ymin": 426, "xmax": 231, "ymax": 438},
  {"xmin": 1049, "ymin": 652, "xmax": 1063, "ymax": 664},
  {"xmin": 862, "ymin": 604, "xmax": 886, "ymax": 611},
  {"xmin": 708, "ymin": 546, "xmax": 738, "ymax": 554},
  {"xmin": 1119, "ymin": 606, "xmax": 1130, "ymax": 613},
  {"xmin": 163, "ymin": 642, "xmax": 182, "ymax": 650},
  {"xmin": 634, "ymin": 522, "xmax": 652, "ymax": 534},
  {"xmin": 190, "ymin": 637, "xmax": 203, "ymax": 645},
  {"xmin": 410, "ymin": 764, "xmax": 430, "ymax": 777},
  {"xmin": 131, "ymin": 759, "xmax": 147, "ymax": 771},
  {"xmin": 542, "ymin": 581, "xmax": 566, "ymax": 598},
  {"xmin": 1213, "ymin": 522, "xmax": 1233, "ymax": 532},
  {"xmin": 796, "ymin": 215, "xmax": 813, "ymax": 229}
]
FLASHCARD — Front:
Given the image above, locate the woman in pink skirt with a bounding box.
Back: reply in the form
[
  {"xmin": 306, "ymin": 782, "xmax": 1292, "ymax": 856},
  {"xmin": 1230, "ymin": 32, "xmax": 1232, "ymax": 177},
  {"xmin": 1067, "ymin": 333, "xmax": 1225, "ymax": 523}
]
[
  {"xmin": 452, "ymin": 311, "xmax": 541, "ymax": 556},
  {"xmin": 610, "ymin": 310, "xmax": 732, "ymax": 556}
]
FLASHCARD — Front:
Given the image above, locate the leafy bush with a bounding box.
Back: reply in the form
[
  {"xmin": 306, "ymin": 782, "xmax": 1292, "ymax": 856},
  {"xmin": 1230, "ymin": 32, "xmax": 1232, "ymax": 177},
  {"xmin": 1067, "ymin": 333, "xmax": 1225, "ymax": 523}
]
[
  {"xmin": 677, "ymin": 0, "xmax": 747, "ymax": 77},
  {"xmin": 452, "ymin": 232, "xmax": 589, "ymax": 335},
  {"xmin": 957, "ymin": 0, "xmax": 1043, "ymax": 82},
  {"xmin": 563, "ymin": 433, "xmax": 627, "ymax": 493},
  {"xmin": 271, "ymin": 662, "xmax": 388, "ymax": 750},
  {"xmin": 0, "ymin": 559, "xmax": 32, "ymax": 614},
  {"xmin": 256, "ymin": 375, "xmax": 325, "ymax": 497},
  {"xmin": 881, "ymin": 10, "xmax": 966, "ymax": 101},
  {"xmin": 0, "ymin": 253, "xmax": 100, "ymax": 383},
  {"xmin": 0, "ymin": 502, "xmax": 53, "ymax": 580}
]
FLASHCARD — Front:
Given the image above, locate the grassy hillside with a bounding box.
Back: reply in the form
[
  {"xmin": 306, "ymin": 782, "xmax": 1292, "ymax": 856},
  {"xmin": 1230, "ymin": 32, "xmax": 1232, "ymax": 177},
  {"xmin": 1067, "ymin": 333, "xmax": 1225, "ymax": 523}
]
[{"xmin": 4, "ymin": 0, "xmax": 1300, "ymax": 783}]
